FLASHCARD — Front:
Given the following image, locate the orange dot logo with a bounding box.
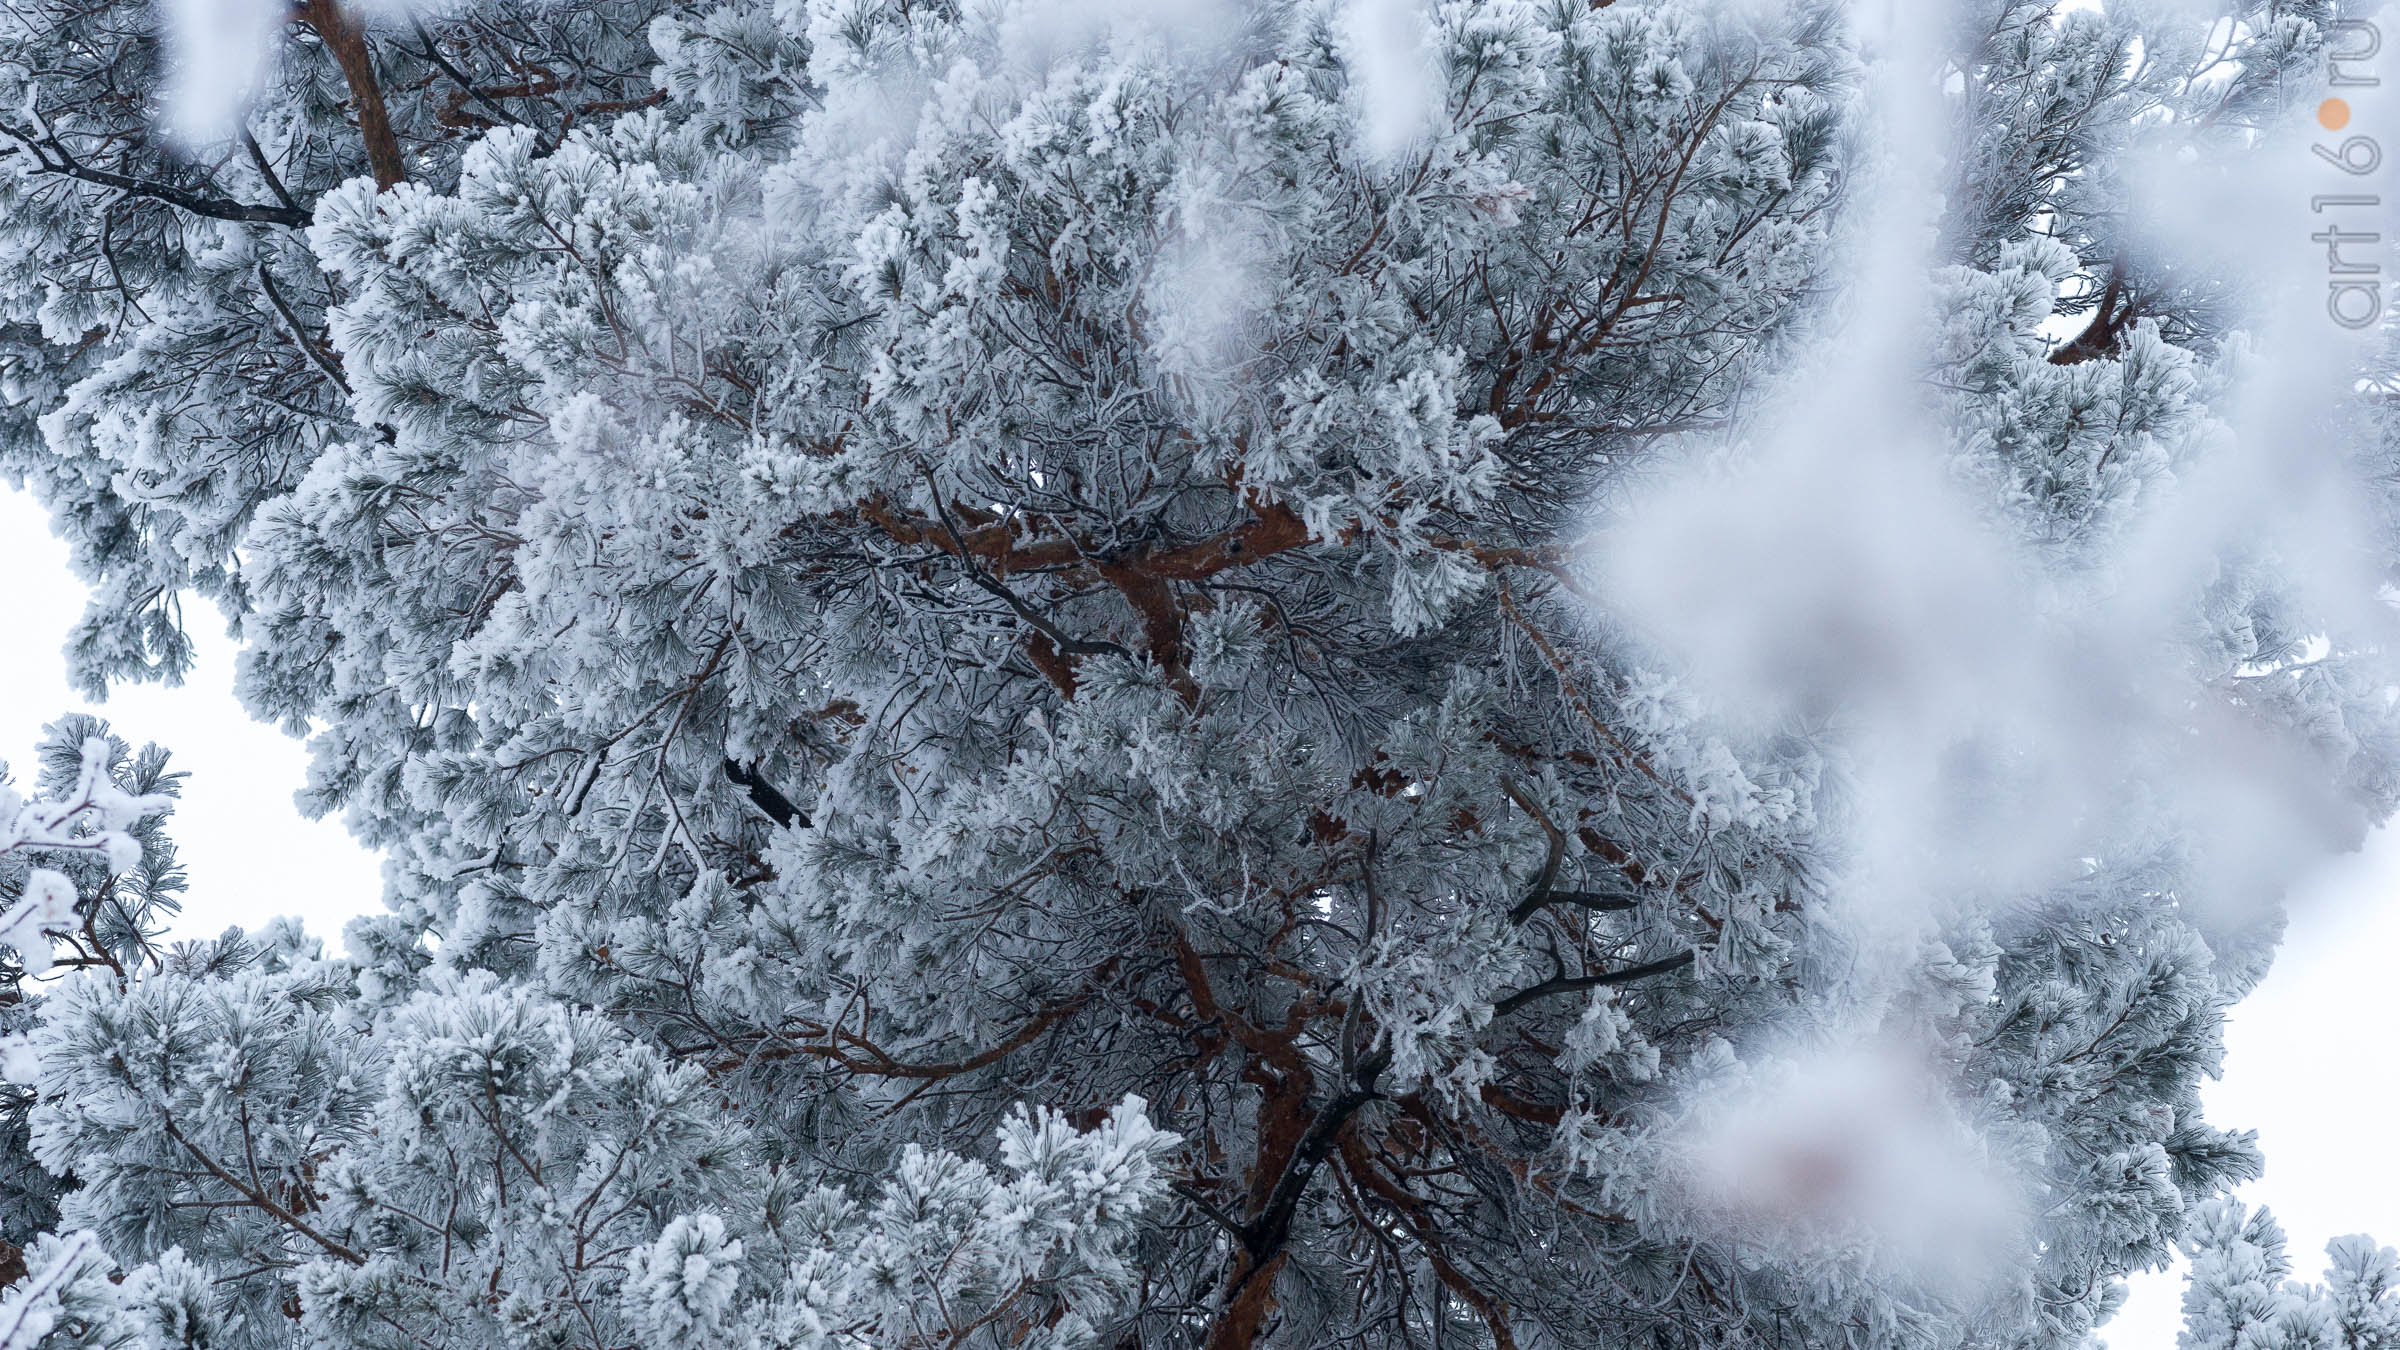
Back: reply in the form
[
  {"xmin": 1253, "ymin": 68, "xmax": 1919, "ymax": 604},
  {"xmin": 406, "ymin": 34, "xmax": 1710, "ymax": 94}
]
[{"xmin": 2321, "ymin": 98, "xmax": 2354, "ymax": 130}]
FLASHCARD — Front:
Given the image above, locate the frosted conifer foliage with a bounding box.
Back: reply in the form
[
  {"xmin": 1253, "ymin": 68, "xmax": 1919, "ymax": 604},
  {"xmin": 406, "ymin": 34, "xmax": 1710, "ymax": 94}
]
[
  {"xmin": 2173, "ymin": 1201, "xmax": 2400, "ymax": 1350},
  {"xmin": 0, "ymin": 0, "xmax": 2394, "ymax": 1348}
]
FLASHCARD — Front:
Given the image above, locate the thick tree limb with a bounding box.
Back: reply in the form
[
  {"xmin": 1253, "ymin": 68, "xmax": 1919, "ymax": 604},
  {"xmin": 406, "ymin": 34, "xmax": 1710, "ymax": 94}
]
[
  {"xmin": 2050, "ymin": 256, "xmax": 2130, "ymax": 365},
  {"xmin": 301, "ymin": 0, "xmax": 407, "ymax": 190},
  {"xmin": 1206, "ymin": 1048, "xmax": 1391, "ymax": 1350},
  {"xmin": 406, "ymin": 18, "xmax": 549, "ymax": 148},
  {"xmin": 866, "ymin": 487, "xmax": 1585, "ymax": 703},
  {"xmin": 860, "ymin": 490, "xmax": 1316, "ymax": 585},
  {"xmin": 1176, "ymin": 919, "xmax": 1397, "ymax": 1350}
]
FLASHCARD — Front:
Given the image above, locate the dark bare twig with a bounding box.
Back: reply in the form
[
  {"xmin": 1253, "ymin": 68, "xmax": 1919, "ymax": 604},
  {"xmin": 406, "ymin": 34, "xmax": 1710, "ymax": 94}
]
[
  {"xmin": 1491, "ymin": 951, "xmax": 1696, "ymax": 1020},
  {"xmin": 723, "ymin": 759, "xmax": 806, "ymax": 828},
  {"xmin": 0, "ymin": 135, "xmax": 309, "ymax": 227},
  {"xmin": 256, "ymin": 264, "xmax": 348, "ymax": 388}
]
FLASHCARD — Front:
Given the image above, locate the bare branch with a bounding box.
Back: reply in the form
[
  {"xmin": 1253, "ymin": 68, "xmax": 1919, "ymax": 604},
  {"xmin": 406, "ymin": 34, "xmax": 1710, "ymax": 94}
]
[
  {"xmin": 0, "ymin": 136, "xmax": 309, "ymax": 227},
  {"xmin": 1491, "ymin": 950, "xmax": 1696, "ymax": 1020}
]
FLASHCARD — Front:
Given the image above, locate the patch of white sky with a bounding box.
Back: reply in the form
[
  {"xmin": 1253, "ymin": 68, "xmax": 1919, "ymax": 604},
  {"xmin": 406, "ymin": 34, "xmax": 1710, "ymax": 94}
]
[
  {"xmin": 2106, "ymin": 828, "xmax": 2400, "ymax": 1348},
  {"xmin": 0, "ymin": 490, "xmax": 383, "ymax": 949}
]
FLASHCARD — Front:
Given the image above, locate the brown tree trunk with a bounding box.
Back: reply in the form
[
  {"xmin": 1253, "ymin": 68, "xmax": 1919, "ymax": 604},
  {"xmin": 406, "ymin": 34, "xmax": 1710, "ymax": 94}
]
[
  {"xmin": 2050, "ymin": 256, "xmax": 2129, "ymax": 365},
  {"xmin": 1206, "ymin": 1251, "xmax": 1288, "ymax": 1350},
  {"xmin": 300, "ymin": 0, "xmax": 406, "ymax": 190}
]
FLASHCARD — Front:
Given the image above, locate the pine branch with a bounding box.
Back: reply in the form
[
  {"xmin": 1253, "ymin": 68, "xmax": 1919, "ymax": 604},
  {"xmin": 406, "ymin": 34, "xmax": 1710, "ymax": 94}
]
[
  {"xmin": 255, "ymin": 263, "xmax": 348, "ymax": 388},
  {"xmin": 160, "ymin": 1119, "xmax": 367, "ymax": 1266},
  {"xmin": 0, "ymin": 137, "xmax": 310, "ymax": 227},
  {"xmin": 1500, "ymin": 778, "xmax": 1568, "ymax": 923}
]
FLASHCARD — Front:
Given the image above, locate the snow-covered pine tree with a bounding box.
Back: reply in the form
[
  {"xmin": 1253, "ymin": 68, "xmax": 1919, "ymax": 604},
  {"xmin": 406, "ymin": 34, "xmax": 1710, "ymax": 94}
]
[
  {"xmin": 0, "ymin": 720, "xmax": 180, "ymax": 1282},
  {"xmin": 0, "ymin": 1, "xmax": 2391, "ymax": 1348},
  {"xmin": 2176, "ymin": 1200, "xmax": 2400, "ymax": 1350}
]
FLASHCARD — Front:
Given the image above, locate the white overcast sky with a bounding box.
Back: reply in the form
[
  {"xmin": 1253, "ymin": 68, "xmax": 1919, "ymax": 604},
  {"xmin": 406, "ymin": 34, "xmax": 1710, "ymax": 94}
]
[
  {"xmin": 0, "ymin": 488, "xmax": 382, "ymax": 943},
  {"xmin": 3, "ymin": 477, "xmax": 2396, "ymax": 1347}
]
